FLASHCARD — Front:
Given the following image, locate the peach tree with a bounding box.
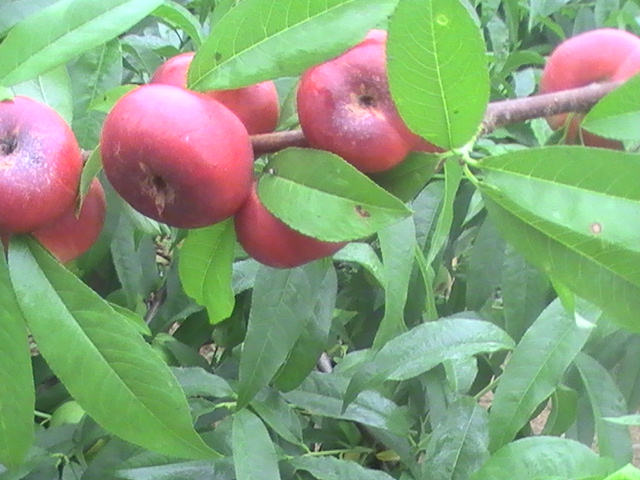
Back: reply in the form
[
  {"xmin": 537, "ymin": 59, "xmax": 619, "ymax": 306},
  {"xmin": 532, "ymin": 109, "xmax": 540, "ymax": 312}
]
[{"xmin": 1, "ymin": 0, "xmax": 640, "ymax": 479}]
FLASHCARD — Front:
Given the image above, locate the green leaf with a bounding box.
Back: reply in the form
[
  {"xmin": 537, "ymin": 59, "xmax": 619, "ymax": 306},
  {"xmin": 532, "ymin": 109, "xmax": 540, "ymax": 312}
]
[
  {"xmin": 333, "ymin": 243, "xmax": 385, "ymax": 287},
  {"xmin": 572, "ymin": 386, "xmax": 598, "ymax": 449},
  {"xmin": 237, "ymin": 261, "xmax": 330, "ymax": 408},
  {"xmin": 465, "ymin": 217, "xmax": 506, "ymax": 310},
  {"xmin": 388, "ymin": 0, "xmax": 489, "ymax": 149},
  {"xmin": 0, "ymin": 87, "xmax": 14, "ymax": 101},
  {"xmin": 501, "ymin": 245, "xmax": 551, "ymax": 342},
  {"xmin": 605, "ymin": 415, "xmax": 640, "ymax": 426},
  {"xmin": 153, "ymin": 334, "xmax": 210, "ymax": 369},
  {"xmin": 116, "ymin": 460, "xmax": 235, "ymax": 480},
  {"xmin": 413, "ymin": 247, "xmax": 438, "ymax": 320},
  {"xmin": 110, "ymin": 215, "xmax": 159, "ymax": 309},
  {"xmin": 232, "ymin": 259, "xmax": 260, "ymax": 294},
  {"xmin": 421, "ymin": 397, "xmax": 489, "ymax": 480},
  {"xmin": 152, "ymin": 2, "xmax": 203, "ymax": 47},
  {"xmin": 171, "ymin": 367, "xmax": 235, "ymax": 399},
  {"xmin": 480, "ymin": 146, "xmax": 640, "ymax": 331},
  {"xmin": 488, "ymin": 299, "xmax": 597, "ymax": 452},
  {"xmin": 0, "ymin": 0, "xmax": 59, "ymax": 36},
  {"xmin": 188, "ymin": 0, "xmax": 399, "ymax": 90},
  {"xmin": 582, "ymin": 74, "xmax": 640, "ymax": 141},
  {"xmin": 413, "ymin": 181, "xmax": 445, "ymax": 250},
  {"xmin": 0, "ymin": 0, "xmax": 163, "ymax": 87},
  {"xmin": 232, "ymin": 409, "xmax": 281, "ymax": 480},
  {"xmin": 250, "ymin": 390, "xmax": 304, "ymax": 446},
  {"xmin": 603, "ymin": 465, "xmax": 640, "ymax": 480},
  {"xmin": 289, "ymin": 456, "xmax": 396, "ymax": 480},
  {"xmin": 88, "ymin": 84, "xmax": 138, "ymax": 113},
  {"xmin": 179, "ymin": 221, "xmax": 236, "ymax": 325},
  {"xmin": 424, "ymin": 159, "xmax": 463, "ymax": 266},
  {"xmin": 69, "ymin": 39, "xmax": 123, "ymax": 148},
  {"xmin": 208, "ymin": 0, "xmax": 237, "ymax": 27},
  {"xmin": 369, "ymin": 152, "xmax": 440, "ymax": 202},
  {"xmin": 574, "ymin": 353, "xmax": 632, "ymax": 467},
  {"xmin": 11, "ymin": 66, "xmax": 73, "ymax": 125},
  {"xmin": 345, "ymin": 317, "xmax": 514, "ymax": 407},
  {"xmin": 283, "ymin": 372, "xmax": 411, "ymax": 436},
  {"xmin": 615, "ymin": 336, "xmax": 640, "ymax": 413},
  {"xmin": 8, "ymin": 238, "xmax": 217, "ymax": 460},
  {"xmin": 0, "ymin": 252, "xmax": 34, "ymax": 467},
  {"xmin": 109, "ymin": 301, "xmax": 152, "ymax": 337},
  {"xmin": 274, "ymin": 266, "xmax": 337, "ymax": 392},
  {"xmin": 0, "ymin": 446, "xmax": 54, "ymax": 480},
  {"xmin": 258, "ymin": 148, "xmax": 412, "ymax": 243},
  {"xmin": 470, "ymin": 436, "xmax": 614, "ymax": 480},
  {"xmin": 373, "ymin": 217, "xmax": 415, "ymax": 347},
  {"xmin": 119, "ymin": 199, "xmax": 171, "ymax": 239},
  {"xmin": 79, "ymin": 150, "xmax": 103, "ymax": 204},
  {"xmin": 541, "ymin": 386, "xmax": 578, "ymax": 436}
]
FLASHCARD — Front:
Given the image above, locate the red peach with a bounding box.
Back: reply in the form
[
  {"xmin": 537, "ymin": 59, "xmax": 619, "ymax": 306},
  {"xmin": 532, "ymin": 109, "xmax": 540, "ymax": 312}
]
[
  {"xmin": 296, "ymin": 29, "xmax": 438, "ymax": 173},
  {"xmin": 611, "ymin": 45, "xmax": 640, "ymax": 81},
  {"xmin": 32, "ymin": 178, "xmax": 106, "ymax": 263},
  {"xmin": 0, "ymin": 96, "xmax": 82, "ymax": 233},
  {"xmin": 150, "ymin": 52, "xmax": 280, "ymax": 135},
  {"xmin": 234, "ymin": 183, "xmax": 346, "ymax": 269},
  {"xmin": 100, "ymin": 84, "xmax": 254, "ymax": 229},
  {"xmin": 540, "ymin": 28, "xmax": 640, "ymax": 147}
]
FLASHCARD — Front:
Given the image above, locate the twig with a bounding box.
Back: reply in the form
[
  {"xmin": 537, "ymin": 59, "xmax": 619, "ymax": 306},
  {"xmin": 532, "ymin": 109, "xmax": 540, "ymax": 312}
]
[
  {"xmin": 251, "ymin": 129, "xmax": 307, "ymax": 155},
  {"xmin": 481, "ymin": 80, "xmax": 622, "ymax": 134},
  {"xmin": 144, "ymin": 285, "xmax": 167, "ymax": 325}
]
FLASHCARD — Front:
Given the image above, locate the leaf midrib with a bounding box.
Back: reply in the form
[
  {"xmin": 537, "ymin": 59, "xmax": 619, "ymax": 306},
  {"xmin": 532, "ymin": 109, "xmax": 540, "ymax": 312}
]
[{"xmin": 192, "ymin": 0, "xmax": 375, "ymax": 88}]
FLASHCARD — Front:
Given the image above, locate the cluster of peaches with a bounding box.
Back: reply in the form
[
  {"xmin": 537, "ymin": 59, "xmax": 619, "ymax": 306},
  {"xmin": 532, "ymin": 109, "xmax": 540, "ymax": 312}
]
[
  {"xmin": 0, "ymin": 96, "xmax": 106, "ymax": 264},
  {"xmin": 99, "ymin": 29, "xmax": 438, "ymax": 269},
  {"xmin": 0, "ymin": 28, "xmax": 636, "ymax": 267}
]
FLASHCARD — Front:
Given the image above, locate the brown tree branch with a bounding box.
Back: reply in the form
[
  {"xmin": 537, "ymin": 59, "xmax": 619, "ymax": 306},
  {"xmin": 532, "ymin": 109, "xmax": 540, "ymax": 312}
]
[
  {"xmin": 250, "ymin": 80, "xmax": 623, "ymax": 156},
  {"xmin": 251, "ymin": 129, "xmax": 307, "ymax": 155},
  {"xmin": 481, "ymin": 81, "xmax": 622, "ymax": 134}
]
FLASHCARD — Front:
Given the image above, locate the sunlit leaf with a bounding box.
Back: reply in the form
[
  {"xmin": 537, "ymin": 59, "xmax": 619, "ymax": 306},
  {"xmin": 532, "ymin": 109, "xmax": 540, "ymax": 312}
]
[
  {"xmin": 388, "ymin": 0, "xmax": 489, "ymax": 148},
  {"xmin": 258, "ymin": 148, "xmax": 411, "ymax": 242},
  {"xmin": 0, "ymin": 0, "xmax": 163, "ymax": 87},
  {"xmin": 480, "ymin": 146, "xmax": 640, "ymax": 331},
  {"xmin": 9, "ymin": 238, "xmax": 217, "ymax": 460},
  {"xmin": 0, "ymin": 252, "xmax": 33, "ymax": 467},
  {"xmin": 471, "ymin": 436, "xmax": 614, "ymax": 480},
  {"xmin": 188, "ymin": 0, "xmax": 399, "ymax": 90},
  {"xmin": 179, "ymin": 221, "xmax": 236, "ymax": 325}
]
